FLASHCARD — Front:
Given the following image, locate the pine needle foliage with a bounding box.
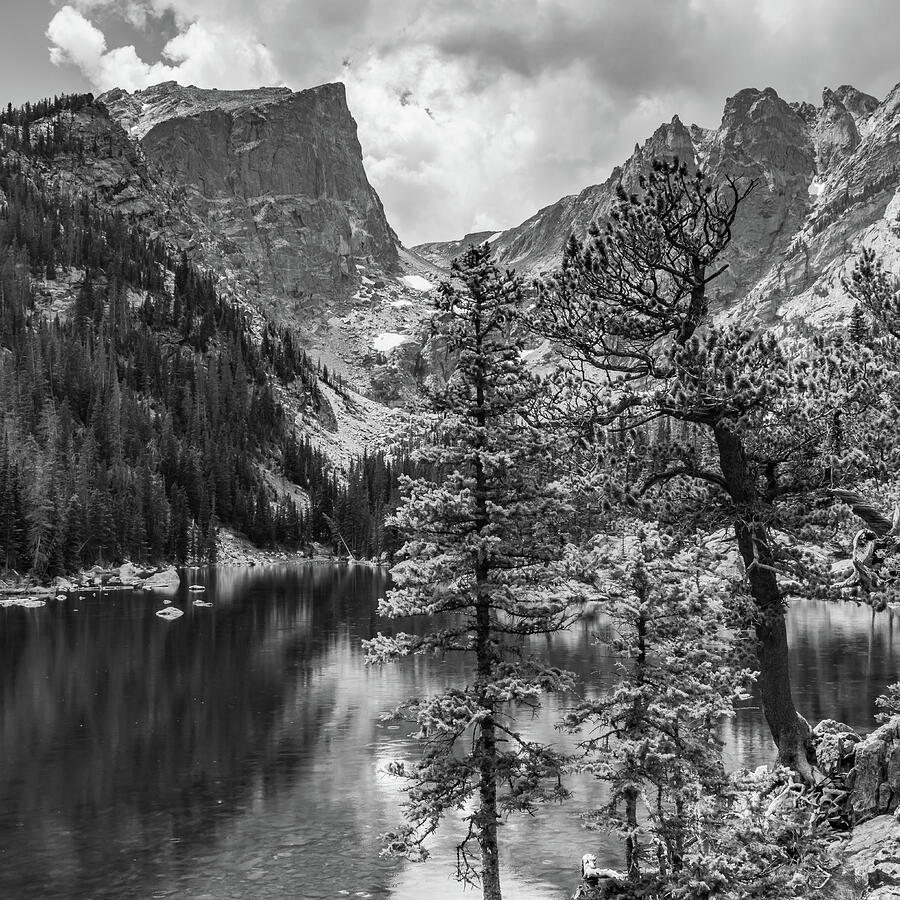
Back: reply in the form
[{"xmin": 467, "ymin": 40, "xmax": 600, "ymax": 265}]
[
  {"xmin": 364, "ymin": 244, "xmax": 583, "ymax": 900},
  {"xmin": 568, "ymin": 526, "xmax": 755, "ymax": 882},
  {"xmin": 535, "ymin": 156, "xmax": 882, "ymax": 778},
  {"xmin": 569, "ymin": 528, "xmax": 834, "ymax": 899}
]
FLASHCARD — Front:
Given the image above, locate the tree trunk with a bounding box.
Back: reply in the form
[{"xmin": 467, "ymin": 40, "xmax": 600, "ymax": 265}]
[
  {"xmin": 477, "ymin": 714, "xmax": 503, "ymax": 900},
  {"xmin": 472, "ymin": 306, "xmax": 503, "ymax": 900},
  {"xmin": 624, "ymin": 786, "xmax": 640, "ymax": 878},
  {"xmin": 713, "ymin": 424, "xmax": 816, "ymax": 780}
]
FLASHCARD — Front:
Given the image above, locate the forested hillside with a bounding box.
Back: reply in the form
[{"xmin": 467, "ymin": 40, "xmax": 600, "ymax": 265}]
[{"xmin": 0, "ymin": 94, "xmax": 410, "ymax": 577}]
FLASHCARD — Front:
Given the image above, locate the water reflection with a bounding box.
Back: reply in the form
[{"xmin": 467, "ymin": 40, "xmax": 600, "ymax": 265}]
[{"xmin": 0, "ymin": 568, "xmax": 897, "ymax": 899}]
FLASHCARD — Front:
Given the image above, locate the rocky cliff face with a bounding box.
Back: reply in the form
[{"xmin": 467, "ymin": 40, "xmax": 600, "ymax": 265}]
[
  {"xmin": 414, "ymin": 81, "xmax": 900, "ymax": 327},
  {"xmin": 100, "ymin": 81, "xmax": 398, "ymax": 310}
]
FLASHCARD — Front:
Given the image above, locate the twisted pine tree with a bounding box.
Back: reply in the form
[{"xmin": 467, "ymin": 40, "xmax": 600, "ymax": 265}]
[
  {"xmin": 536, "ymin": 158, "xmax": 878, "ymax": 779},
  {"xmin": 364, "ymin": 244, "xmax": 582, "ymax": 900}
]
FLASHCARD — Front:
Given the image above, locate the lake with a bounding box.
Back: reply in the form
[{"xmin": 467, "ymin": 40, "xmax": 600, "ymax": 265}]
[{"xmin": 0, "ymin": 563, "xmax": 897, "ymax": 899}]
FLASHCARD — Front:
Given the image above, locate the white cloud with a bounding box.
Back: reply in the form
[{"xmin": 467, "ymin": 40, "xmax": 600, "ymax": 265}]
[
  {"xmin": 47, "ymin": 5, "xmax": 278, "ymax": 93},
  {"xmin": 47, "ymin": 5, "xmax": 107, "ymax": 73}
]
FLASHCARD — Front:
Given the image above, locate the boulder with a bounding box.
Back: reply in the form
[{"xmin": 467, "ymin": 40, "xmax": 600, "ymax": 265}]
[
  {"xmin": 141, "ymin": 567, "xmax": 181, "ymax": 591},
  {"xmin": 117, "ymin": 562, "xmax": 141, "ymax": 585},
  {"xmin": 844, "ymin": 815, "xmax": 900, "ymax": 883},
  {"xmin": 155, "ymin": 606, "xmax": 184, "ymax": 620},
  {"xmin": 814, "ymin": 719, "xmax": 861, "ymax": 778},
  {"xmin": 850, "ymin": 718, "xmax": 900, "ymax": 820}
]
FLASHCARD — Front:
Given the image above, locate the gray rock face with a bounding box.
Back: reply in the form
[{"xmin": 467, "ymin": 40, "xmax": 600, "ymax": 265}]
[
  {"xmin": 845, "ymin": 815, "xmax": 900, "ymax": 882},
  {"xmin": 815, "ymin": 88, "xmax": 861, "ymax": 169},
  {"xmin": 414, "ymin": 80, "xmax": 900, "ymax": 327},
  {"xmin": 849, "ymin": 718, "xmax": 900, "ymax": 821},
  {"xmin": 814, "ymin": 718, "xmax": 861, "ymax": 778},
  {"xmin": 835, "ymin": 85, "xmax": 880, "ymax": 121},
  {"xmin": 100, "ymin": 82, "xmax": 398, "ymax": 306}
]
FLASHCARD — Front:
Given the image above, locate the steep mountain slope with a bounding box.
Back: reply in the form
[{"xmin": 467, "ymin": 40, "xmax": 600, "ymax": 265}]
[
  {"xmin": 13, "ymin": 82, "xmax": 437, "ymax": 401},
  {"xmin": 414, "ymin": 82, "xmax": 900, "ymax": 326},
  {"xmin": 100, "ymin": 82, "xmax": 398, "ymax": 307},
  {"xmin": 13, "ymin": 82, "xmax": 434, "ymax": 398},
  {"xmin": 0, "ymin": 88, "xmax": 423, "ymax": 576},
  {"xmin": 96, "ymin": 82, "xmax": 442, "ymax": 391}
]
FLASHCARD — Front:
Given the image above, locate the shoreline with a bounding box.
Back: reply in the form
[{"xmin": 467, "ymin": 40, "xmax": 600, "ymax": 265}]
[{"xmin": 0, "ymin": 542, "xmax": 390, "ymax": 605}]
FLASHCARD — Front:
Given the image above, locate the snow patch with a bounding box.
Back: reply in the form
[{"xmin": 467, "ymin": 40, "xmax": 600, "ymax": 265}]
[
  {"xmin": 372, "ymin": 332, "xmax": 409, "ymax": 353},
  {"xmin": 807, "ymin": 179, "xmax": 824, "ymax": 199},
  {"xmin": 389, "ymin": 299, "xmax": 413, "ymax": 308},
  {"xmin": 487, "ymin": 231, "xmax": 504, "ymax": 243},
  {"xmin": 885, "ymin": 186, "xmax": 900, "ymax": 222},
  {"xmin": 400, "ymin": 275, "xmax": 433, "ymax": 292}
]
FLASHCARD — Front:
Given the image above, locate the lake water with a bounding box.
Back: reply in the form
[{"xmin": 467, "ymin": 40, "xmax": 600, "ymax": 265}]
[{"xmin": 1, "ymin": 564, "xmax": 898, "ymax": 899}]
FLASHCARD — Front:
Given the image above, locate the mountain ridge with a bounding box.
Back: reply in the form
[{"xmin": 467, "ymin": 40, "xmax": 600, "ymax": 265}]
[{"xmin": 413, "ymin": 80, "xmax": 900, "ymax": 327}]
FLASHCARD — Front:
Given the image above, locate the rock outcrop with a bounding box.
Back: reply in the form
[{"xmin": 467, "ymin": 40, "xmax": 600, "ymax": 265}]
[
  {"xmin": 414, "ymin": 79, "xmax": 900, "ymax": 327},
  {"xmin": 809, "ymin": 715, "xmax": 900, "ymax": 824},
  {"xmin": 844, "ymin": 815, "xmax": 900, "ymax": 899},
  {"xmin": 848, "ymin": 718, "xmax": 900, "ymax": 821},
  {"xmin": 100, "ymin": 82, "xmax": 398, "ymax": 307}
]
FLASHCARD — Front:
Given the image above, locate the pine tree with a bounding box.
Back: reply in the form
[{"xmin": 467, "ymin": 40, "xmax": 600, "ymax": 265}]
[
  {"xmin": 535, "ymin": 158, "xmax": 878, "ymax": 779},
  {"xmin": 567, "ymin": 526, "xmax": 754, "ymax": 884},
  {"xmin": 364, "ymin": 244, "xmax": 582, "ymax": 899},
  {"xmin": 848, "ymin": 302, "xmax": 868, "ymax": 344}
]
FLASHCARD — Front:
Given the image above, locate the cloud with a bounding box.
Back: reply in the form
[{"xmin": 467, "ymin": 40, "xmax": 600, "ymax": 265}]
[
  {"xmin": 44, "ymin": 0, "xmax": 900, "ymax": 244},
  {"xmin": 47, "ymin": 5, "xmax": 277, "ymax": 93},
  {"xmin": 65, "ymin": 0, "xmax": 153, "ymax": 28},
  {"xmin": 47, "ymin": 5, "xmax": 107, "ymax": 73}
]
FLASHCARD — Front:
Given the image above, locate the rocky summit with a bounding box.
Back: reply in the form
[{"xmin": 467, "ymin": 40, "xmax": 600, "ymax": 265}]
[
  {"xmin": 100, "ymin": 81, "xmax": 398, "ymax": 306},
  {"xmin": 414, "ymin": 82, "xmax": 900, "ymax": 328}
]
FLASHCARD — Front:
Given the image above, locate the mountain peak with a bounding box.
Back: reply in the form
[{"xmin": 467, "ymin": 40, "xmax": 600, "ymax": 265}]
[
  {"xmin": 415, "ymin": 74, "xmax": 900, "ymax": 328},
  {"xmin": 833, "ymin": 84, "xmax": 879, "ymax": 120},
  {"xmin": 98, "ymin": 81, "xmax": 346, "ymax": 139},
  {"xmin": 94, "ymin": 77, "xmax": 398, "ymax": 314}
]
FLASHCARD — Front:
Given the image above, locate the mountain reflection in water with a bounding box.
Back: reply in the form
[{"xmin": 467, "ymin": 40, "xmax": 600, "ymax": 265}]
[{"xmin": 0, "ymin": 565, "xmax": 896, "ymax": 899}]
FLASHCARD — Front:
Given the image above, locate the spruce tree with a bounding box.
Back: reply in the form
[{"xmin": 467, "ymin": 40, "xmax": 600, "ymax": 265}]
[{"xmin": 364, "ymin": 244, "xmax": 581, "ymax": 899}]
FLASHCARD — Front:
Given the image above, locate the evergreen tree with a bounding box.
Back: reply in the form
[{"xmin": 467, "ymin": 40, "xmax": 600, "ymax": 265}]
[
  {"xmin": 536, "ymin": 158, "xmax": 878, "ymax": 779},
  {"xmin": 365, "ymin": 245, "xmax": 582, "ymax": 898},
  {"xmin": 568, "ymin": 526, "xmax": 754, "ymax": 883},
  {"xmin": 848, "ymin": 302, "xmax": 868, "ymax": 344}
]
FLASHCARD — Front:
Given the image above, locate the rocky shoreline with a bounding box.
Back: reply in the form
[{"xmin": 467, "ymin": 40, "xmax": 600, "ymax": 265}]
[
  {"xmin": 570, "ymin": 717, "xmax": 900, "ymax": 899},
  {"xmin": 0, "ymin": 535, "xmax": 389, "ymax": 607}
]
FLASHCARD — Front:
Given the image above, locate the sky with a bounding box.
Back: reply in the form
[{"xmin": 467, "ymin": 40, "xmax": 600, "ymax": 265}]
[{"xmin": 4, "ymin": 1, "xmax": 900, "ymax": 245}]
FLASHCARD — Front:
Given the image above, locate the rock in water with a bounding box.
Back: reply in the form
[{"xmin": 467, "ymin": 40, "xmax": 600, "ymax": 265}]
[
  {"xmin": 142, "ymin": 567, "xmax": 181, "ymax": 592},
  {"xmin": 155, "ymin": 607, "xmax": 184, "ymax": 620}
]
